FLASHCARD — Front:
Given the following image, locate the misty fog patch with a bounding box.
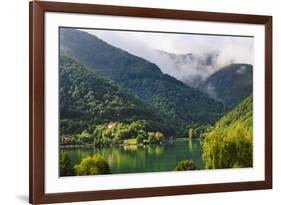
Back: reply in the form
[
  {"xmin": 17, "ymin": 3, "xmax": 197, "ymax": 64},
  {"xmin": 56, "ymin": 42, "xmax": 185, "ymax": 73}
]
[
  {"xmin": 236, "ymin": 65, "xmax": 248, "ymax": 75},
  {"xmin": 203, "ymin": 83, "xmax": 224, "ymax": 103}
]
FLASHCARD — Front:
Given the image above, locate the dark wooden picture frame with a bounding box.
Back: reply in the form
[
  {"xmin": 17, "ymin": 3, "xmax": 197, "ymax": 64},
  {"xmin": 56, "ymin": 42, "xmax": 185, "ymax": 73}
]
[{"xmin": 29, "ymin": 1, "xmax": 272, "ymax": 204}]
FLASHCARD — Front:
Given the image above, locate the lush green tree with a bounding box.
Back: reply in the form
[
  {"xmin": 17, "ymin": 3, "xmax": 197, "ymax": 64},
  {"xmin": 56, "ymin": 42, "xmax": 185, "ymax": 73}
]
[
  {"xmin": 74, "ymin": 155, "xmax": 110, "ymax": 176},
  {"xmin": 136, "ymin": 130, "xmax": 147, "ymax": 143},
  {"xmin": 60, "ymin": 151, "xmax": 73, "ymax": 176},
  {"xmin": 188, "ymin": 128, "xmax": 193, "ymax": 140},
  {"xmin": 147, "ymin": 132, "xmax": 156, "ymax": 144},
  {"xmin": 155, "ymin": 131, "xmax": 164, "ymax": 142},
  {"xmin": 146, "ymin": 131, "xmax": 164, "ymax": 144},
  {"xmin": 92, "ymin": 124, "xmax": 107, "ymax": 145},
  {"xmin": 175, "ymin": 160, "xmax": 197, "ymax": 171},
  {"xmin": 202, "ymin": 96, "xmax": 253, "ymax": 169}
]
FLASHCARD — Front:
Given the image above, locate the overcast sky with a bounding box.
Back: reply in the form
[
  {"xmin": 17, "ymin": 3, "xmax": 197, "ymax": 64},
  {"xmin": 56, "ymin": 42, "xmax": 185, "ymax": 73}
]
[{"xmin": 81, "ymin": 28, "xmax": 254, "ymax": 84}]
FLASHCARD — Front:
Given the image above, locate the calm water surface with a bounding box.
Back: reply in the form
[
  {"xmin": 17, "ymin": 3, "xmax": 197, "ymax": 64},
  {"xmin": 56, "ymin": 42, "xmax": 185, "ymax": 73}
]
[{"xmin": 62, "ymin": 140, "xmax": 204, "ymax": 174}]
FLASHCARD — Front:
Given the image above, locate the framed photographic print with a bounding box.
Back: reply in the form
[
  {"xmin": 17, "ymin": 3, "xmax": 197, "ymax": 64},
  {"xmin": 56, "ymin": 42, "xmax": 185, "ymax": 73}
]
[{"xmin": 29, "ymin": 1, "xmax": 272, "ymax": 204}]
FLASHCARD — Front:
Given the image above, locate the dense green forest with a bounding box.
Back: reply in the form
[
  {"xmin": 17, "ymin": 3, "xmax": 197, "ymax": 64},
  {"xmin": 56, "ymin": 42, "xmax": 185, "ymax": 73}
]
[
  {"xmin": 59, "ymin": 55, "xmax": 171, "ymax": 139},
  {"xmin": 60, "ymin": 28, "xmax": 225, "ymax": 137},
  {"xmin": 202, "ymin": 95, "xmax": 253, "ymax": 169},
  {"xmin": 199, "ymin": 64, "xmax": 253, "ymax": 109}
]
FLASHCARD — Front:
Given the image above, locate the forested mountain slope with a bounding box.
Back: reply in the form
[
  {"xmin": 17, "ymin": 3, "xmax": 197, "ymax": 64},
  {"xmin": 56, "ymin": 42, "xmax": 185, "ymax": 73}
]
[
  {"xmin": 59, "ymin": 55, "xmax": 168, "ymax": 135},
  {"xmin": 60, "ymin": 28, "xmax": 225, "ymax": 136}
]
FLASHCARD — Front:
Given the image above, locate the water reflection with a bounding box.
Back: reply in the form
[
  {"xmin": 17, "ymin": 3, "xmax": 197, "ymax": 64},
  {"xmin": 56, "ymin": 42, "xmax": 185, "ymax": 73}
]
[{"xmin": 62, "ymin": 140, "xmax": 203, "ymax": 174}]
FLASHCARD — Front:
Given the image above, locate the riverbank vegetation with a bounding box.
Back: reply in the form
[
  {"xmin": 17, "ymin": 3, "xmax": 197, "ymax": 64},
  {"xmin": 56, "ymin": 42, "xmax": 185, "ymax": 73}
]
[
  {"xmin": 202, "ymin": 96, "xmax": 253, "ymax": 169},
  {"xmin": 74, "ymin": 155, "xmax": 110, "ymax": 175},
  {"xmin": 60, "ymin": 151, "xmax": 73, "ymax": 176},
  {"xmin": 175, "ymin": 160, "xmax": 197, "ymax": 171},
  {"xmin": 61, "ymin": 120, "xmax": 165, "ymax": 146},
  {"xmin": 60, "ymin": 152, "xmax": 110, "ymax": 176}
]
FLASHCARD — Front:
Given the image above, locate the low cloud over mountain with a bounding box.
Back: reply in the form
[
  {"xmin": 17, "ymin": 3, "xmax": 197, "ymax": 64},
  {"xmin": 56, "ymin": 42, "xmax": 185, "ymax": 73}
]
[{"xmin": 84, "ymin": 29, "xmax": 253, "ymax": 87}]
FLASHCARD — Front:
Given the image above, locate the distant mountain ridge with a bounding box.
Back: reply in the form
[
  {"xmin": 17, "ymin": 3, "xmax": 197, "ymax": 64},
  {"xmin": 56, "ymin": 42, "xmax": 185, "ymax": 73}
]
[
  {"xmin": 60, "ymin": 28, "xmax": 225, "ymax": 136},
  {"xmin": 198, "ymin": 64, "xmax": 253, "ymax": 109}
]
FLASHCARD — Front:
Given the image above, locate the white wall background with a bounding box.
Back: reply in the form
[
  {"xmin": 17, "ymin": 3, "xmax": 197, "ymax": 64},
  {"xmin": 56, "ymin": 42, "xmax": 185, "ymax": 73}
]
[{"xmin": 0, "ymin": 0, "xmax": 279, "ymax": 204}]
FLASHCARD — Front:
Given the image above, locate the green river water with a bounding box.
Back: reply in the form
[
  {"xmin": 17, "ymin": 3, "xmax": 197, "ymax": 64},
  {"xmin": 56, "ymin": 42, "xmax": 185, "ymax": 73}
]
[{"xmin": 61, "ymin": 139, "xmax": 204, "ymax": 174}]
